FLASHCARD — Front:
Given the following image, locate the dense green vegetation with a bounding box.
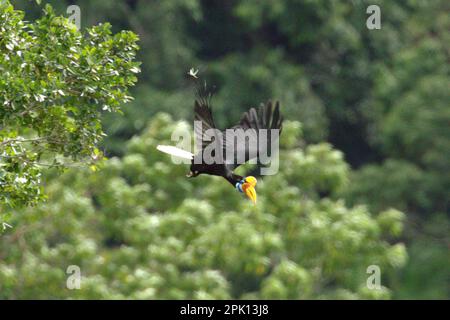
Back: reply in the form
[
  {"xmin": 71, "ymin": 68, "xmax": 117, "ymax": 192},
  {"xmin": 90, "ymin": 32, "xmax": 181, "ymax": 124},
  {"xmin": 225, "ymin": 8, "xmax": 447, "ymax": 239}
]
[
  {"xmin": 0, "ymin": 1, "xmax": 139, "ymax": 206},
  {"xmin": 1, "ymin": 0, "xmax": 448, "ymax": 299},
  {"xmin": 1, "ymin": 115, "xmax": 408, "ymax": 299}
]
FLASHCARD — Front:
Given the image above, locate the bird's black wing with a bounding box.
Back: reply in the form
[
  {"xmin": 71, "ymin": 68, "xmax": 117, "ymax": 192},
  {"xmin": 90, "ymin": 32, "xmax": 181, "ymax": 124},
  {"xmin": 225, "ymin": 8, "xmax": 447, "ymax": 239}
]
[
  {"xmin": 224, "ymin": 100, "xmax": 283, "ymax": 170},
  {"xmin": 193, "ymin": 82, "xmax": 224, "ymax": 150}
]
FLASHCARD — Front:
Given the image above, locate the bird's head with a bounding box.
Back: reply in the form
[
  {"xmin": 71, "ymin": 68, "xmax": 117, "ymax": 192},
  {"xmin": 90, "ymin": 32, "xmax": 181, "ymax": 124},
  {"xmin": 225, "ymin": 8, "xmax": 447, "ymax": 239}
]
[{"xmin": 236, "ymin": 176, "xmax": 257, "ymax": 204}]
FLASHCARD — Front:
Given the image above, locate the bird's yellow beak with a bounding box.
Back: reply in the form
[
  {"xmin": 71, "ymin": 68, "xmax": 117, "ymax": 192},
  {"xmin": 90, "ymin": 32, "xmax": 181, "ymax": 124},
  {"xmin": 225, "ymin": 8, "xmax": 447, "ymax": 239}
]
[{"xmin": 242, "ymin": 176, "xmax": 257, "ymax": 204}]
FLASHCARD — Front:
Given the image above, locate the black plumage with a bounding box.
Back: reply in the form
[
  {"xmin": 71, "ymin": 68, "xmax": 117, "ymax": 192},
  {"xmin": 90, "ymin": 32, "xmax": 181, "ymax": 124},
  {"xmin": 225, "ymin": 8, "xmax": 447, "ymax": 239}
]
[{"xmin": 190, "ymin": 82, "xmax": 283, "ymax": 186}]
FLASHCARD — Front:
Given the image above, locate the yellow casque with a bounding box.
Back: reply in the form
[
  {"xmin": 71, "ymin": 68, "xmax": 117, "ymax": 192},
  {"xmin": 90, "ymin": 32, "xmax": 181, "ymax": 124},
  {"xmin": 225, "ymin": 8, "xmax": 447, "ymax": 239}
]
[{"xmin": 242, "ymin": 176, "xmax": 257, "ymax": 204}]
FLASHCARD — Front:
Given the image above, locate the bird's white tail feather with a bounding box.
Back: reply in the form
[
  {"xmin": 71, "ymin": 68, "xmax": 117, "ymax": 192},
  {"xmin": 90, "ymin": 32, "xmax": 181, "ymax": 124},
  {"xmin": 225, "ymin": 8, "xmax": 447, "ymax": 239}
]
[{"xmin": 156, "ymin": 145, "xmax": 194, "ymax": 160}]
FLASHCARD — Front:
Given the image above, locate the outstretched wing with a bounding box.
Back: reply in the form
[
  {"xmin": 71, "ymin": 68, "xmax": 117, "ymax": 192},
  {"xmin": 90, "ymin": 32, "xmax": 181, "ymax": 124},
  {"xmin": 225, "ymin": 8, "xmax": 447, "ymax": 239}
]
[
  {"xmin": 225, "ymin": 100, "xmax": 283, "ymax": 170},
  {"xmin": 193, "ymin": 82, "xmax": 223, "ymax": 150}
]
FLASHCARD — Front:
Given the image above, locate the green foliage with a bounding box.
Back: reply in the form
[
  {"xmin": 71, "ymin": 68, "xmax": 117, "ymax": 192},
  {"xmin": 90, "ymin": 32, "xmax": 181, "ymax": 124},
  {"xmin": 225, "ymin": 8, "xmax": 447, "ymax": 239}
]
[
  {"xmin": 0, "ymin": 115, "xmax": 406, "ymax": 299},
  {"xmin": 394, "ymin": 214, "xmax": 450, "ymax": 299},
  {"xmin": 0, "ymin": 1, "xmax": 139, "ymax": 206},
  {"xmin": 344, "ymin": 160, "xmax": 429, "ymax": 213},
  {"xmin": 2, "ymin": 0, "xmax": 448, "ymax": 299},
  {"xmin": 342, "ymin": 6, "xmax": 450, "ymax": 296}
]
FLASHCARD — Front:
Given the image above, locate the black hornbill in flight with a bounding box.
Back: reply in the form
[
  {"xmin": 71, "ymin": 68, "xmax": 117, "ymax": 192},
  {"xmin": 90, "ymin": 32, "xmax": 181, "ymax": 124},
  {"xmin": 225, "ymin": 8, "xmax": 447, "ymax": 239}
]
[{"xmin": 157, "ymin": 74, "xmax": 283, "ymax": 204}]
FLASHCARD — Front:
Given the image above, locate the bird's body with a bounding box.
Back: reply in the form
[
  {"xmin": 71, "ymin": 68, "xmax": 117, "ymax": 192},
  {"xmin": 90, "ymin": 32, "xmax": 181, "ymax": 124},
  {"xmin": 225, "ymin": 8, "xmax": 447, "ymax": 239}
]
[
  {"xmin": 189, "ymin": 161, "xmax": 243, "ymax": 186},
  {"xmin": 157, "ymin": 74, "xmax": 283, "ymax": 204}
]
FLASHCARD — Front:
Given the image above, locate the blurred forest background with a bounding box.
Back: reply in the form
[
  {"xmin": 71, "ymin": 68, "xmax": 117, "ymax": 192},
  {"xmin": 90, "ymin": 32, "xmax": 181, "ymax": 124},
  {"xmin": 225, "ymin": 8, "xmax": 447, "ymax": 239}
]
[{"xmin": 0, "ymin": 0, "xmax": 448, "ymax": 299}]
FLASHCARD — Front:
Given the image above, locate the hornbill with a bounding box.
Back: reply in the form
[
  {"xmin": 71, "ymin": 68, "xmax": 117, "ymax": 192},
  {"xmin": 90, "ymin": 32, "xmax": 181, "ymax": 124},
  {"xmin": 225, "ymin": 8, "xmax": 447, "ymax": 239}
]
[{"xmin": 157, "ymin": 79, "xmax": 283, "ymax": 204}]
